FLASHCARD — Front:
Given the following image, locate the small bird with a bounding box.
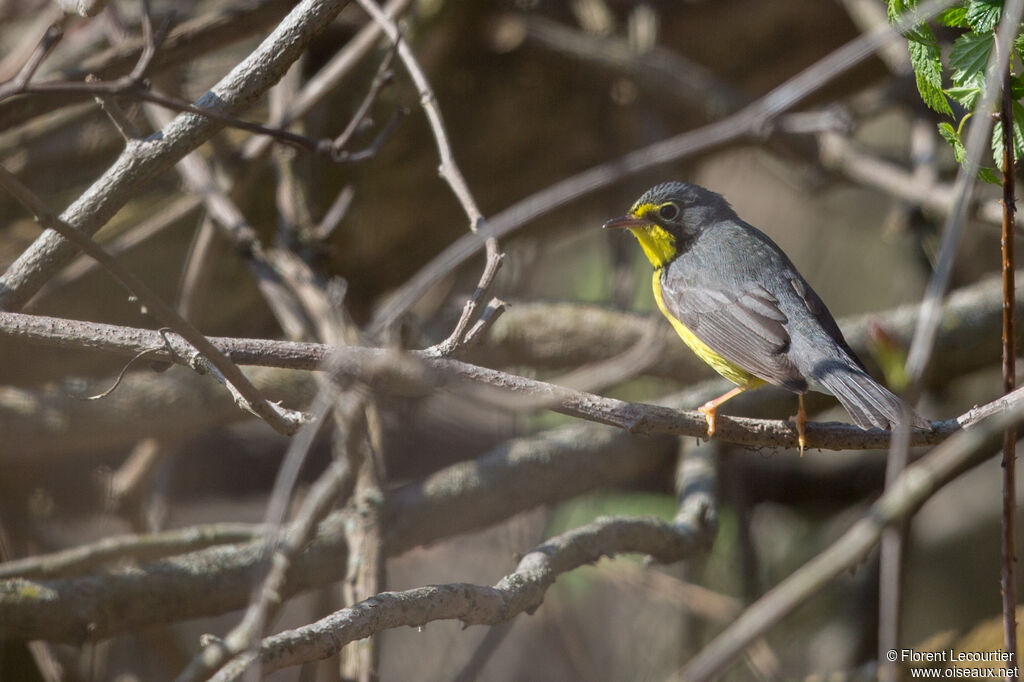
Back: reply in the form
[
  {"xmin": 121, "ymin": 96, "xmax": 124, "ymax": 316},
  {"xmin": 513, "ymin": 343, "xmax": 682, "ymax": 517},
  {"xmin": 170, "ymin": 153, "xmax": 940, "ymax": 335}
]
[{"xmin": 604, "ymin": 181, "xmax": 930, "ymax": 452}]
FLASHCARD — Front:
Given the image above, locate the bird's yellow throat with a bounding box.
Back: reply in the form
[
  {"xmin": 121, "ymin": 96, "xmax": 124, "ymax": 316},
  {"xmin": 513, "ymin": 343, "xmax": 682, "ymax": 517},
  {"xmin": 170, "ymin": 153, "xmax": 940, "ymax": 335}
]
[
  {"xmin": 628, "ymin": 224, "xmax": 677, "ymax": 269},
  {"xmin": 627, "ymin": 208, "xmax": 760, "ymax": 388}
]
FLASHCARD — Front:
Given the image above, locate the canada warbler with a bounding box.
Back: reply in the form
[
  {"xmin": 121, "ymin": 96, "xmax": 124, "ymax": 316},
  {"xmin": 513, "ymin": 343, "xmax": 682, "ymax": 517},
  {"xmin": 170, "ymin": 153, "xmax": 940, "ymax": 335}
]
[{"xmin": 604, "ymin": 181, "xmax": 930, "ymax": 452}]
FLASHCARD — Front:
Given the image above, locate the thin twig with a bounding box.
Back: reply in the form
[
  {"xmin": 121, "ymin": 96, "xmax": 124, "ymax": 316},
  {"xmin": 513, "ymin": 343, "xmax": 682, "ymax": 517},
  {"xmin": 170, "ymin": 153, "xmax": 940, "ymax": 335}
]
[
  {"xmin": 0, "ymin": 0, "xmax": 298, "ymax": 131},
  {"xmin": 0, "ymin": 523, "xmax": 264, "ymax": 580},
  {"xmin": 90, "ymin": 74, "xmax": 143, "ymax": 140},
  {"xmin": 460, "ymin": 297, "xmax": 507, "ymax": 350},
  {"xmin": 28, "ymin": 195, "xmax": 203, "ymax": 306},
  {"xmin": 239, "ymin": 0, "xmax": 414, "ymax": 162},
  {"xmin": 0, "ymin": 164, "xmax": 307, "ymax": 434},
  {"xmin": 0, "ymin": 0, "xmax": 353, "ymax": 312},
  {"xmin": 353, "ymin": 0, "xmax": 483, "ymax": 226},
  {"xmin": 0, "ymin": 9, "xmax": 357, "ymax": 158},
  {"xmin": 353, "ymin": 0, "xmax": 504, "ymax": 353},
  {"xmin": 11, "ymin": 24, "xmax": 63, "ymax": 89},
  {"xmin": 329, "ymin": 44, "xmax": 396, "ymax": 157},
  {"xmin": 175, "ymin": 396, "xmax": 366, "ymax": 682}
]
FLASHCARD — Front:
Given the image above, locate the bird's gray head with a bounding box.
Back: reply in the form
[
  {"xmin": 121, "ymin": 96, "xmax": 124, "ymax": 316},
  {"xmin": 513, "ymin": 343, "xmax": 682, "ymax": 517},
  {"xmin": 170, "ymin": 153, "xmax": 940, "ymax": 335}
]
[{"xmin": 603, "ymin": 182, "xmax": 735, "ymax": 268}]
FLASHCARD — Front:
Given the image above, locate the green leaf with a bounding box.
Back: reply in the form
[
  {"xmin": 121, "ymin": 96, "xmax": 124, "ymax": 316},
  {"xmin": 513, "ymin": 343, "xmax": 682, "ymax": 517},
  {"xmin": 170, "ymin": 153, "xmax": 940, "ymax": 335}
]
[
  {"xmin": 950, "ymin": 31, "xmax": 993, "ymax": 89},
  {"xmin": 1011, "ymin": 75, "xmax": 1024, "ymax": 100},
  {"xmin": 965, "ymin": 0, "xmax": 1001, "ymax": 32},
  {"xmin": 909, "ymin": 39, "xmax": 952, "ymax": 114},
  {"xmin": 939, "ymin": 7, "xmax": 970, "ymax": 27},
  {"xmin": 978, "ymin": 166, "xmax": 1001, "ymax": 184},
  {"xmin": 993, "ymin": 121, "xmax": 1005, "ymax": 170},
  {"xmin": 938, "ymin": 121, "xmax": 967, "ymax": 162},
  {"xmin": 1014, "ymin": 100, "xmax": 1024, "ymax": 157},
  {"xmin": 889, "ymin": 0, "xmax": 941, "ymax": 44},
  {"xmin": 945, "ymin": 84, "xmax": 982, "ymax": 109},
  {"xmin": 993, "ymin": 100, "xmax": 1024, "ymax": 171}
]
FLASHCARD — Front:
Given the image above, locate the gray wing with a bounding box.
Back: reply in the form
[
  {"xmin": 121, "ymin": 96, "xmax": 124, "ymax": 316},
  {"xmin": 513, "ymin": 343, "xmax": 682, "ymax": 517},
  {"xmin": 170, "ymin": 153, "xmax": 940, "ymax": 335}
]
[{"xmin": 660, "ymin": 271, "xmax": 807, "ymax": 392}]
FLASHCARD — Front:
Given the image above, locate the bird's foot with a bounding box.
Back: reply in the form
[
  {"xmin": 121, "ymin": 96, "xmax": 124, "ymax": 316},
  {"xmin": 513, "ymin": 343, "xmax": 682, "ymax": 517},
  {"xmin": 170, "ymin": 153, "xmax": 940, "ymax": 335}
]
[
  {"xmin": 698, "ymin": 403, "xmax": 717, "ymax": 439},
  {"xmin": 791, "ymin": 395, "xmax": 807, "ymax": 457}
]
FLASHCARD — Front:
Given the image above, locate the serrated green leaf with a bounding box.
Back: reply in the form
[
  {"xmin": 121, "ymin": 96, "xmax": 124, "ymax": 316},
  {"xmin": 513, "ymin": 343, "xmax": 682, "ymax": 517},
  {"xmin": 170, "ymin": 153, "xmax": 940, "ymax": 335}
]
[
  {"xmin": 1012, "ymin": 75, "xmax": 1024, "ymax": 100},
  {"xmin": 938, "ymin": 121, "xmax": 967, "ymax": 162},
  {"xmin": 965, "ymin": 0, "xmax": 1001, "ymax": 32},
  {"xmin": 889, "ymin": 0, "xmax": 940, "ymax": 44},
  {"xmin": 993, "ymin": 120, "xmax": 1005, "ymax": 171},
  {"xmin": 1016, "ymin": 29, "xmax": 1024, "ymax": 65},
  {"xmin": 909, "ymin": 39, "xmax": 952, "ymax": 114},
  {"xmin": 950, "ymin": 32, "xmax": 993, "ymax": 89},
  {"xmin": 939, "ymin": 7, "xmax": 970, "ymax": 27},
  {"xmin": 1012, "ymin": 100, "xmax": 1024, "ymax": 157},
  {"xmin": 978, "ymin": 166, "xmax": 1001, "ymax": 184},
  {"xmin": 888, "ymin": 0, "xmax": 916, "ymax": 25},
  {"xmin": 945, "ymin": 84, "xmax": 982, "ymax": 109},
  {"xmin": 996, "ymin": 100, "xmax": 1024, "ymax": 170}
]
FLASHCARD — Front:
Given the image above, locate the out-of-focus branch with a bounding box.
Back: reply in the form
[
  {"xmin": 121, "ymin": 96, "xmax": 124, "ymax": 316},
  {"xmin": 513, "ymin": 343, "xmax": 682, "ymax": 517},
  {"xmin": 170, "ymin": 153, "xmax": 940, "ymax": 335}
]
[
  {"xmin": 681, "ymin": 389, "xmax": 1024, "ymax": 681},
  {"xmin": 176, "ymin": 397, "xmax": 368, "ymax": 682},
  {"xmin": 4, "ymin": 383, "xmax": 1021, "ymax": 645},
  {"xmin": 215, "ymin": 510, "xmax": 718, "ymax": 679},
  {"xmin": 0, "ymin": 0, "xmax": 298, "ymax": 131},
  {"xmin": 0, "ymin": 0, "xmax": 352, "ymax": 312},
  {"xmin": 0, "ymin": 524, "xmax": 264, "ymax": 580},
  {"xmin": 818, "ymin": 130, "xmax": 1003, "ymax": 226},
  {"xmin": 0, "ymin": 165, "xmax": 307, "ymax": 435},
  {"xmin": 28, "ymin": 195, "xmax": 203, "ymax": 306},
  {"xmin": 239, "ymin": 0, "xmax": 415, "ymax": 163},
  {"xmin": 0, "ymin": 365, "xmax": 309, "ymax": 459},
  {"xmin": 0, "ymin": 513, "xmax": 351, "ymax": 643},
  {"xmin": 510, "ymin": 13, "xmax": 746, "ymax": 120},
  {"xmin": 0, "ymin": 415, "xmax": 676, "ymax": 641}
]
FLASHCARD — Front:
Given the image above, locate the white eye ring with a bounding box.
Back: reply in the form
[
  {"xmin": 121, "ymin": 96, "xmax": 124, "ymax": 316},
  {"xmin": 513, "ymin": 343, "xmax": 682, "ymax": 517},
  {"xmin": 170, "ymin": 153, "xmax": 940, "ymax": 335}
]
[{"xmin": 658, "ymin": 203, "xmax": 680, "ymax": 221}]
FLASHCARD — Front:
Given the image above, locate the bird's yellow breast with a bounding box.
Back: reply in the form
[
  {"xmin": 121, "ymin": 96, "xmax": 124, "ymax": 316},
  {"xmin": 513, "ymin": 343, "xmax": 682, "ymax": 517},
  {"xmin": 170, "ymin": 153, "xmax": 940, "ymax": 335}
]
[{"xmin": 651, "ymin": 270, "xmax": 762, "ymax": 388}]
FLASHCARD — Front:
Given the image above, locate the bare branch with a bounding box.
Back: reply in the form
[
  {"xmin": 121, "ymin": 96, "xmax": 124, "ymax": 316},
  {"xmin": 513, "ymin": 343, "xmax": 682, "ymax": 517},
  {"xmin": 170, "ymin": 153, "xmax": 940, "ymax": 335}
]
[
  {"xmin": 0, "ymin": 0, "xmax": 353, "ymax": 311},
  {"xmin": 0, "ymin": 309, "xmax": 953, "ymax": 452},
  {"xmin": 0, "ymin": 164, "xmax": 308, "ymax": 434},
  {"xmin": 0, "ymin": 406, "xmax": 675, "ymax": 641},
  {"xmin": 11, "ymin": 24, "xmax": 63, "ymax": 89},
  {"xmin": 681, "ymin": 395, "xmax": 1024, "ymax": 681},
  {"xmin": 215, "ymin": 512, "xmax": 717, "ymax": 679},
  {"xmin": 0, "ymin": 0, "xmax": 298, "ymax": 131},
  {"xmin": 0, "ymin": 524, "xmax": 264, "ymax": 580},
  {"xmin": 176, "ymin": 397, "xmax": 367, "ymax": 682},
  {"xmin": 354, "ymin": 0, "xmax": 504, "ymax": 353}
]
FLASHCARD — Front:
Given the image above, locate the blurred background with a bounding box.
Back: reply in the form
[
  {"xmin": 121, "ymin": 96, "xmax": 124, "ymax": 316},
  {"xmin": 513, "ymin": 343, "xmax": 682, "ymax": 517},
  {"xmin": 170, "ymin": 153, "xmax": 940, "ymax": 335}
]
[{"xmin": 0, "ymin": 0, "xmax": 1018, "ymax": 680}]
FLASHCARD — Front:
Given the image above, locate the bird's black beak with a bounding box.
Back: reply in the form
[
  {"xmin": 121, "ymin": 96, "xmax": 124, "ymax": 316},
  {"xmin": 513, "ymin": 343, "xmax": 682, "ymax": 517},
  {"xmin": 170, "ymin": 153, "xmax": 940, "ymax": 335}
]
[{"xmin": 603, "ymin": 214, "xmax": 651, "ymax": 230}]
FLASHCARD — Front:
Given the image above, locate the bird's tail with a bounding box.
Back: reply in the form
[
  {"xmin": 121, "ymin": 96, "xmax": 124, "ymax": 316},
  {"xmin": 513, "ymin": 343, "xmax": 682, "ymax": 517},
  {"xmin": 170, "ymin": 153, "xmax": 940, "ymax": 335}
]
[{"xmin": 815, "ymin": 362, "xmax": 931, "ymax": 431}]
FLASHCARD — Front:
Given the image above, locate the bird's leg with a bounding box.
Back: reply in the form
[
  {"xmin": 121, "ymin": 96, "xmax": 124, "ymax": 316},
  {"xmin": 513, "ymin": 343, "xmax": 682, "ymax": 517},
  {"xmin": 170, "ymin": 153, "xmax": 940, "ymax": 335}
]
[
  {"xmin": 793, "ymin": 394, "xmax": 807, "ymax": 456},
  {"xmin": 698, "ymin": 384, "xmax": 750, "ymax": 439}
]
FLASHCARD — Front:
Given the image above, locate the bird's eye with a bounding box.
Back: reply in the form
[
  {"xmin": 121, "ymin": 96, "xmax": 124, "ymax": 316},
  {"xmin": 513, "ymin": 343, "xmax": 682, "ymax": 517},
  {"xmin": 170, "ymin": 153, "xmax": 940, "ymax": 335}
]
[{"xmin": 658, "ymin": 202, "xmax": 680, "ymax": 221}]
